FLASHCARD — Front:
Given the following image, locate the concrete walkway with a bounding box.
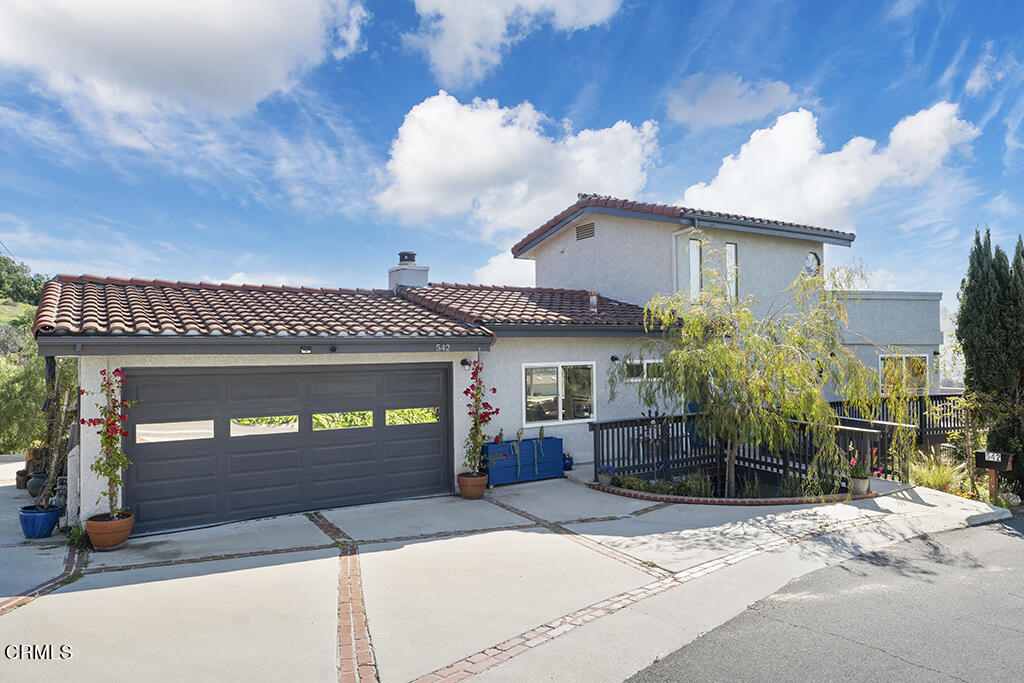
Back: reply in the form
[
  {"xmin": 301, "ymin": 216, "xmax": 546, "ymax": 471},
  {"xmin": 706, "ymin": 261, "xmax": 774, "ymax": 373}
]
[{"xmin": 0, "ymin": 468, "xmax": 1009, "ymax": 683}]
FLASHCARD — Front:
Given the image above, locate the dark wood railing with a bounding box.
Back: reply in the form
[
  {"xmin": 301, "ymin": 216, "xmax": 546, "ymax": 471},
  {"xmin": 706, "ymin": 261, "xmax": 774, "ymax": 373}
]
[
  {"xmin": 590, "ymin": 413, "xmax": 907, "ymax": 494},
  {"xmin": 829, "ymin": 392, "xmax": 964, "ymax": 447}
]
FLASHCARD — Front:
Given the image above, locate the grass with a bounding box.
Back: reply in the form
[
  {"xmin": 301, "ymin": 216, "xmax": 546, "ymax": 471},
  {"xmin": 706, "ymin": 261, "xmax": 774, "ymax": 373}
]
[
  {"xmin": 0, "ymin": 299, "xmax": 33, "ymax": 325},
  {"xmin": 910, "ymin": 449, "xmax": 963, "ymax": 492}
]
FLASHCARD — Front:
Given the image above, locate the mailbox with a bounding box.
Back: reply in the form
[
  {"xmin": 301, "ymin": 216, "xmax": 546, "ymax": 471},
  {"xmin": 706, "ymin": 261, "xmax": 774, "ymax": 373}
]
[{"xmin": 974, "ymin": 450, "xmax": 1014, "ymax": 472}]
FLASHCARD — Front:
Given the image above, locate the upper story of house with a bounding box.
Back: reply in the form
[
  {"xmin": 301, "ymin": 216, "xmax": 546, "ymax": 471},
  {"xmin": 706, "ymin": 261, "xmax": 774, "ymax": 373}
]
[{"xmin": 512, "ymin": 194, "xmax": 854, "ymax": 311}]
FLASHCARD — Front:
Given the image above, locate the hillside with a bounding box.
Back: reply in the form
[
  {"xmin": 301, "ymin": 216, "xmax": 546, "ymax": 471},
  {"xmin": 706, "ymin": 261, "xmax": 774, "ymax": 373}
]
[{"xmin": 0, "ymin": 299, "xmax": 34, "ymax": 326}]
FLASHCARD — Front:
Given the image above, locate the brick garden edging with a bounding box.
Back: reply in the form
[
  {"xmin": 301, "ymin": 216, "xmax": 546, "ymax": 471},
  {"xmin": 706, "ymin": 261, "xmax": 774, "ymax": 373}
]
[
  {"xmin": 588, "ymin": 482, "xmax": 881, "ymax": 506},
  {"xmin": 0, "ymin": 546, "xmax": 84, "ymax": 616}
]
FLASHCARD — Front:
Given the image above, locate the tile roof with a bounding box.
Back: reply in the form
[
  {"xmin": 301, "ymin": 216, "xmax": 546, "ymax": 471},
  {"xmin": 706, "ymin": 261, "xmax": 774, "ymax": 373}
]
[
  {"xmin": 32, "ymin": 275, "xmax": 489, "ymax": 338},
  {"xmin": 398, "ymin": 282, "xmax": 646, "ymax": 326},
  {"xmin": 511, "ymin": 193, "xmax": 856, "ymax": 256}
]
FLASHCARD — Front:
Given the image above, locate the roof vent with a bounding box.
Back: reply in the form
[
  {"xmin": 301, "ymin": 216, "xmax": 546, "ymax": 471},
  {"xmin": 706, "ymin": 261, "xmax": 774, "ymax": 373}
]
[
  {"xmin": 588, "ymin": 291, "xmax": 598, "ymax": 313},
  {"xmin": 576, "ymin": 223, "xmax": 595, "ymax": 240},
  {"xmin": 389, "ymin": 251, "xmax": 429, "ymax": 291}
]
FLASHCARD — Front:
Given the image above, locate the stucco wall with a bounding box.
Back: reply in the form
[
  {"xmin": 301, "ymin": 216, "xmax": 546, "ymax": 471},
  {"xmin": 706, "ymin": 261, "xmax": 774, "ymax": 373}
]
[
  {"xmin": 528, "ymin": 213, "xmax": 825, "ymax": 316},
  {"xmin": 72, "ymin": 337, "xmax": 652, "ymax": 523}
]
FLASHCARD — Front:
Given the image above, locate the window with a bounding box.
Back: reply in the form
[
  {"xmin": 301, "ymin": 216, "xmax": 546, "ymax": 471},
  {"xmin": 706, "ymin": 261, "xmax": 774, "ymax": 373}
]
[
  {"xmin": 575, "ymin": 222, "xmax": 595, "ymax": 240},
  {"xmin": 136, "ymin": 420, "xmax": 215, "ymax": 444},
  {"xmin": 805, "ymin": 251, "xmax": 821, "ymax": 274},
  {"xmin": 625, "ymin": 360, "xmax": 664, "ymax": 382},
  {"xmin": 524, "ymin": 363, "xmax": 595, "ymax": 425},
  {"xmin": 725, "ymin": 242, "xmax": 737, "ymax": 299},
  {"xmin": 385, "ymin": 407, "xmax": 440, "ymax": 426},
  {"xmin": 689, "ymin": 238, "xmax": 702, "ymax": 302},
  {"xmin": 230, "ymin": 415, "xmax": 299, "ymax": 437},
  {"xmin": 880, "ymin": 355, "xmax": 929, "ymax": 395},
  {"xmin": 313, "ymin": 411, "xmax": 372, "ymax": 431}
]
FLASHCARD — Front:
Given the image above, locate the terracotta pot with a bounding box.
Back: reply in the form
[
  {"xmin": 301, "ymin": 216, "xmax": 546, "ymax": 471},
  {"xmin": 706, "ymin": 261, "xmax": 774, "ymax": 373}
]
[
  {"xmin": 457, "ymin": 473, "xmax": 488, "ymax": 499},
  {"xmin": 86, "ymin": 512, "xmax": 135, "ymax": 551}
]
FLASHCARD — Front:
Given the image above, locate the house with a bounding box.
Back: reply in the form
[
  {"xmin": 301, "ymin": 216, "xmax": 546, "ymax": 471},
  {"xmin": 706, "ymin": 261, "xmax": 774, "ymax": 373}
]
[{"xmin": 32, "ymin": 195, "xmax": 943, "ymax": 533}]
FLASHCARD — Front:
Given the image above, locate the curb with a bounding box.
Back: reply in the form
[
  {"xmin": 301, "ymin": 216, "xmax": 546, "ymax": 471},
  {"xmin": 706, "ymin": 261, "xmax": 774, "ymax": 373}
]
[
  {"xmin": 587, "ymin": 482, "xmax": 885, "ymax": 506},
  {"xmin": 966, "ymin": 507, "xmax": 1013, "ymax": 526}
]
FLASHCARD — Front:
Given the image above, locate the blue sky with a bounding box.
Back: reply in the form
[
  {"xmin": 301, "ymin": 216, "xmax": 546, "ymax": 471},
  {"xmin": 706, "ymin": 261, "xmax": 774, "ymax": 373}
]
[{"xmin": 1, "ymin": 0, "xmax": 1022, "ymax": 325}]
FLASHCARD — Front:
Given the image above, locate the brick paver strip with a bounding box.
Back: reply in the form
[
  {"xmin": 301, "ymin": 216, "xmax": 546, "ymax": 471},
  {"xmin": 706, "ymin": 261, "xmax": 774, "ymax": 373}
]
[
  {"xmin": 82, "ymin": 542, "xmax": 337, "ymax": 575},
  {"xmin": 419, "ymin": 509, "xmax": 931, "ymax": 679},
  {"xmin": 0, "ymin": 546, "xmax": 84, "ymax": 616},
  {"xmin": 485, "ymin": 496, "xmax": 672, "ymax": 578},
  {"xmin": 307, "ymin": 511, "xmax": 354, "ymax": 541}
]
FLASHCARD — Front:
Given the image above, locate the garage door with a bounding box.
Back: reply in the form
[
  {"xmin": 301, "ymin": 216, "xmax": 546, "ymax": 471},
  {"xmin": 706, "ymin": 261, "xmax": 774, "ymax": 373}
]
[{"xmin": 122, "ymin": 364, "xmax": 452, "ymax": 533}]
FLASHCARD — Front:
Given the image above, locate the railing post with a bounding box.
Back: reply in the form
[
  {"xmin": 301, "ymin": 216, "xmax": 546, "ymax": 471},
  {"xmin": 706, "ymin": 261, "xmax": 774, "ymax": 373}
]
[
  {"xmin": 591, "ymin": 423, "xmax": 602, "ymax": 483},
  {"xmin": 917, "ymin": 394, "xmax": 926, "ymax": 446}
]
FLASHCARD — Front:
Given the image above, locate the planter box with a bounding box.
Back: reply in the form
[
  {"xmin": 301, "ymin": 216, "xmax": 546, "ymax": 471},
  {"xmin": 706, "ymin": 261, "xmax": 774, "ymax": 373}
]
[{"xmin": 483, "ymin": 437, "xmax": 564, "ymax": 486}]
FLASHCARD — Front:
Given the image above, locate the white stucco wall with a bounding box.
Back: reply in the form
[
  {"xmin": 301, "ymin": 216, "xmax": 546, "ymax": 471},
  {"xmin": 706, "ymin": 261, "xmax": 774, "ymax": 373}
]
[
  {"xmin": 71, "ymin": 336, "xmax": 652, "ymax": 523},
  {"xmin": 528, "ymin": 213, "xmax": 825, "ymax": 315}
]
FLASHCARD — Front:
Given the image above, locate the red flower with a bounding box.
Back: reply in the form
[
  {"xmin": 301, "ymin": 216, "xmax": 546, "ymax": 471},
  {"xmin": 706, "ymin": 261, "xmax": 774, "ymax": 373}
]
[
  {"xmin": 100, "ymin": 369, "xmax": 106, "ymax": 375},
  {"xmin": 80, "ymin": 418, "xmax": 86, "ymax": 425},
  {"xmin": 491, "ymin": 387, "xmax": 496, "ymax": 394}
]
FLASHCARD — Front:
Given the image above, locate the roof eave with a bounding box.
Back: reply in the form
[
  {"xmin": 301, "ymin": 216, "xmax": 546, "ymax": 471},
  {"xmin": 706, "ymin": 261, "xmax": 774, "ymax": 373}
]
[
  {"xmin": 35, "ymin": 334, "xmax": 495, "ymax": 357},
  {"xmin": 487, "ymin": 323, "xmax": 654, "ymax": 337}
]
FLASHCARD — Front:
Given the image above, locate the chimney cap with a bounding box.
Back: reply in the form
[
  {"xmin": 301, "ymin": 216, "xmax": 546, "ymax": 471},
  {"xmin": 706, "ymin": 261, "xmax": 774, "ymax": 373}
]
[{"xmin": 398, "ymin": 251, "xmax": 417, "ymax": 265}]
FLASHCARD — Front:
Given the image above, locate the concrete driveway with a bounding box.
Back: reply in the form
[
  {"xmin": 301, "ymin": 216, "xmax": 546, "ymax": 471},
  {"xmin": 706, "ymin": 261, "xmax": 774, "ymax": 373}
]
[{"xmin": 0, "ymin": 462, "xmax": 1010, "ymax": 683}]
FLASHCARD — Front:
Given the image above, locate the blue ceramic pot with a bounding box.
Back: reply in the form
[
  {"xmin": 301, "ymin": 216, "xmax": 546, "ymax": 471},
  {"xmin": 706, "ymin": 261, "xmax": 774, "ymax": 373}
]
[{"xmin": 19, "ymin": 505, "xmax": 62, "ymax": 539}]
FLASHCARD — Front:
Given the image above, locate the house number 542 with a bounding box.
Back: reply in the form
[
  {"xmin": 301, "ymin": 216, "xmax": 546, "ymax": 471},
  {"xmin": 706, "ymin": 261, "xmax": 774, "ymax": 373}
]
[{"xmin": 435, "ymin": 343, "xmax": 452, "ymax": 352}]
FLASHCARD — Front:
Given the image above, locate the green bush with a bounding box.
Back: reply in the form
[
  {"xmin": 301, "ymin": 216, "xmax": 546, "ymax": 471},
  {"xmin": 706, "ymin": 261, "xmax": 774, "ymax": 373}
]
[
  {"xmin": 616, "ymin": 475, "xmax": 646, "ymax": 491},
  {"xmin": 673, "ymin": 470, "xmax": 714, "ymax": 497},
  {"xmin": 910, "ymin": 449, "xmax": 963, "ymax": 492},
  {"xmin": 737, "ymin": 472, "xmax": 761, "ymax": 498},
  {"xmin": 64, "ymin": 523, "xmax": 92, "ymax": 550},
  {"xmin": 779, "ymin": 475, "xmax": 805, "ymax": 498},
  {"xmin": 650, "ymin": 480, "xmax": 673, "ymax": 495}
]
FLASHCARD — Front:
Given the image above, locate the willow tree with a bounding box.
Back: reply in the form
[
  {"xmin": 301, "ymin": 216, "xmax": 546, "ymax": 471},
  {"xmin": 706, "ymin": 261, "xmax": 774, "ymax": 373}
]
[{"xmin": 610, "ymin": 254, "xmax": 888, "ymax": 498}]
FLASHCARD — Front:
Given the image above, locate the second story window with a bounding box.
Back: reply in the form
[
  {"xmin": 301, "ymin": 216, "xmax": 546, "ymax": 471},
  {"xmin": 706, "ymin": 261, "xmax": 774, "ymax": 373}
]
[
  {"xmin": 805, "ymin": 251, "xmax": 821, "ymax": 274},
  {"xmin": 689, "ymin": 238, "xmax": 701, "ymax": 303},
  {"xmin": 725, "ymin": 242, "xmax": 737, "ymax": 299}
]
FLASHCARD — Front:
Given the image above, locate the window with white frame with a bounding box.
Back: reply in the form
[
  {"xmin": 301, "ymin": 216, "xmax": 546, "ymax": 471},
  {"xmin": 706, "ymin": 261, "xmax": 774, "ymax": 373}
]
[
  {"xmin": 625, "ymin": 360, "xmax": 665, "ymax": 382},
  {"xmin": 725, "ymin": 242, "xmax": 737, "ymax": 299},
  {"xmin": 879, "ymin": 354, "xmax": 929, "ymax": 395},
  {"xmin": 523, "ymin": 363, "xmax": 594, "ymax": 425},
  {"xmin": 689, "ymin": 238, "xmax": 702, "ymax": 302}
]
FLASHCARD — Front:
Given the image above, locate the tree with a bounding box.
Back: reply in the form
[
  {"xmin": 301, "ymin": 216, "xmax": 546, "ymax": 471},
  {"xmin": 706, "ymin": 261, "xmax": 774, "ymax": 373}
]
[
  {"xmin": 956, "ymin": 229, "xmax": 1024, "ymax": 484},
  {"xmin": 610, "ymin": 253, "xmax": 893, "ymax": 498},
  {"xmin": 0, "ymin": 255, "xmax": 46, "ymax": 305}
]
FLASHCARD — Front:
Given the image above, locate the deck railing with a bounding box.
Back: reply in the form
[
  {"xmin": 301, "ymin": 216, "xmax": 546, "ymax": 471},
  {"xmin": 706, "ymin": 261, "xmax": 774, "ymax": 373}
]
[
  {"xmin": 829, "ymin": 392, "xmax": 964, "ymax": 446},
  {"xmin": 589, "ymin": 413, "xmax": 908, "ymax": 494}
]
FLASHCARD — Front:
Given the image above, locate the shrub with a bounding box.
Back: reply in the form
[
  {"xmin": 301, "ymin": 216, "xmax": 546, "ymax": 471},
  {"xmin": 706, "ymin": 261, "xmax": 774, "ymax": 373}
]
[
  {"xmin": 737, "ymin": 472, "xmax": 761, "ymax": 498},
  {"xmin": 616, "ymin": 475, "xmax": 646, "ymax": 491},
  {"xmin": 779, "ymin": 475, "xmax": 804, "ymax": 498},
  {"xmin": 910, "ymin": 449, "xmax": 963, "ymax": 492},
  {"xmin": 674, "ymin": 470, "xmax": 713, "ymax": 497},
  {"xmin": 64, "ymin": 523, "xmax": 92, "ymax": 550},
  {"xmin": 650, "ymin": 480, "xmax": 673, "ymax": 495}
]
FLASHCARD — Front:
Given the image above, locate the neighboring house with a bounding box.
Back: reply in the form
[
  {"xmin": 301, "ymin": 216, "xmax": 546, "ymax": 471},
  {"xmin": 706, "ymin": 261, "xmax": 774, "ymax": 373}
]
[{"xmin": 32, "ymin": 194, "xmax": 943, "ymax": 533}]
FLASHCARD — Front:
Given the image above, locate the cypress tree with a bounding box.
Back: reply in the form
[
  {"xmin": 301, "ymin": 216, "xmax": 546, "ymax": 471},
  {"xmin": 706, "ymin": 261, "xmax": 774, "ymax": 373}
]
[{"xmin": 957, "ymin": 230, "xmax": 1008, "ymax": 394}]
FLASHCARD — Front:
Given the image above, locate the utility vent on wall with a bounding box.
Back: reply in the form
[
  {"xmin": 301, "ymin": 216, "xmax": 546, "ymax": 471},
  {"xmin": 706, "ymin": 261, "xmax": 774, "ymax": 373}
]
[{"xmin": 575, "ymin": 223, "xmax": 595, "ymax": 240}]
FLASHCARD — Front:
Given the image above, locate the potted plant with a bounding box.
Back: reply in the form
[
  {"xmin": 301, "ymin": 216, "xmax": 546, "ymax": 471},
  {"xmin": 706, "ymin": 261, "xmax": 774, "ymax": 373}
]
[
  {"xmin": 19, "ymin": 384, "xmax": 75, "ymax": 539},
  {"xmin": 847, "ymin": 443, "xmax": 872, "ymax": 495},
  {"xmin": 458, "ymin": 360, "xmax": 500, "ymax": 499},
  {"xmin": 597, "ymin": 465, "xmax": 616, "ymax": 487},
  {"xmin": 82, "ymin": 368, "xmax": 136, "ymax": 550},
  {"xmin": 563, "ymin": 452, "xmax": 574, "ymax": 471}
]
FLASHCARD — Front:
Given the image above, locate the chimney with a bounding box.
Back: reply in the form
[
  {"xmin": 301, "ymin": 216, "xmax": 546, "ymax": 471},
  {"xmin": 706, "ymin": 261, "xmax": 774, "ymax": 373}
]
[
  {"xmin": 588, "ymin": 291, "xmax": 598, "ymax": 313},
  {"xmin": 388, "ymin": 251, "xmax": 429, "ymax": 291}
]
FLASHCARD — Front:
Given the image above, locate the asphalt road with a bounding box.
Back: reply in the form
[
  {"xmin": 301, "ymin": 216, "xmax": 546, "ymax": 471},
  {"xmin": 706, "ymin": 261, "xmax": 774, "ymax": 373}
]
[{"xmin": 631, "ymin": 513, "xmax": 1024, "ymax": 682}]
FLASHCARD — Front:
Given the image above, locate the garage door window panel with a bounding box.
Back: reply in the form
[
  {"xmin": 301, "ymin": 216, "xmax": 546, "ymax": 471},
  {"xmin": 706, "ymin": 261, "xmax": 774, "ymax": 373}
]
[
  {"xmin": 385, "ymin": 407, "xmax": 440, "ymax": 426},
  {"xmin": 229, "ymin": 415, "xmax": 299, "ymax": 437},
  {"xmin": 136, "ymin": 419, "xmax": 215, "ymax": 444},
  {"xmin": 313, "ymin": 410, "xmax": 373, "ymax": 430}
]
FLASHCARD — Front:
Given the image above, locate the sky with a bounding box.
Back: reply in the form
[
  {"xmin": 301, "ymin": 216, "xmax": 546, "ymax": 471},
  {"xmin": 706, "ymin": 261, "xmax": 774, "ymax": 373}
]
[{"xmin": 1, "ymin": 0, "xmax": 1022, "ymax": 328}]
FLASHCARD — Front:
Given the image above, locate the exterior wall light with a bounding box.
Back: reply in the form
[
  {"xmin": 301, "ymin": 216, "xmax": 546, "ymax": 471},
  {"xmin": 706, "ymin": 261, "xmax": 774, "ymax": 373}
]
[
  {"xmin": 460, "ymin": 358, "xmax": 472, "ymax": 368},
  {"xmin": 610, "ymin": 355, "xmax": 620, "ymax": 362},
  {"xmin": 299, "ymin": 346, "xmax": 312, "ymax": 354}
]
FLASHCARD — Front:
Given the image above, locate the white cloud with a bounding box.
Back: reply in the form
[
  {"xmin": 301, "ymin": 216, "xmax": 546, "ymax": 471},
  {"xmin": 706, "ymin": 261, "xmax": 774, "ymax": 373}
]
[
  {"xmin": 666, "ymin": 74, "xmax": 799, "ymax": 129},
  {"xmin": 406, "ymin": 0, "xmax": 620, "ymax": 88},
  {"xmin": 681, "ymin": 103, "xmax": 979, "ymax": 229},
  {"xmin": 966, "ymin": 41, "xmax": 997, "ymax": 96},
  {"xmin": 0, "ymin": 0, "xmax": 369, "ymax": 115},
  {"xmin": 887, "ymin": 0, "xmax": 923, "ymax": 20},
  {"xmin": 473, "ymin": 250, "xmax": 536, "ymax": 287},
  {"xmin": 376, "ymin": 91, "xmax": 658, "ymax": 243},
  {"xmin": 985, "ymin": 191, "xmax": 1020, "ymax": 218}
]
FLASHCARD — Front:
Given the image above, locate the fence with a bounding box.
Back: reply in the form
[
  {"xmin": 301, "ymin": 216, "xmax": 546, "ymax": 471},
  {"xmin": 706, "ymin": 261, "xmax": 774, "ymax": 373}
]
[
  {"xmin": 589, "ymin": 412, "xmax": 910, "ymax": 495},
  {"xmin": 829, "ymin": 392, "xmax": 964, "ymax": 446}
]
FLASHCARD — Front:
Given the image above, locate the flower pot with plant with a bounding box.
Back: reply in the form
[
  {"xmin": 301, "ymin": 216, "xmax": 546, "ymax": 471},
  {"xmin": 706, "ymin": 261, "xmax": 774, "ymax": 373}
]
[
  {"xmin": 19, "ymin": 375, "xmax": 77, "ymax": 540},
  {"xmin": 458, "ymin": 360, "xmax": 499, "ymax": 499},
  {"xmin": 847, "ymin": 443, "xmax": 875, "ymax": 495},
  {"xmin": 597, "ymin": 465, "xmax": 616, "ymax": 487},
  {"xmin": 83, "ymin": 368, "xmax": 136, "ymax": 550}
]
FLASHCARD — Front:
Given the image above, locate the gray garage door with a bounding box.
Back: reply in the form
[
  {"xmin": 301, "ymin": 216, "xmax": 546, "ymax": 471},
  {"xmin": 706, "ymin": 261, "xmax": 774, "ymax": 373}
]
[{"xmin": 122, "ymin": 364, "xmax": 452, "ymax": 533}]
